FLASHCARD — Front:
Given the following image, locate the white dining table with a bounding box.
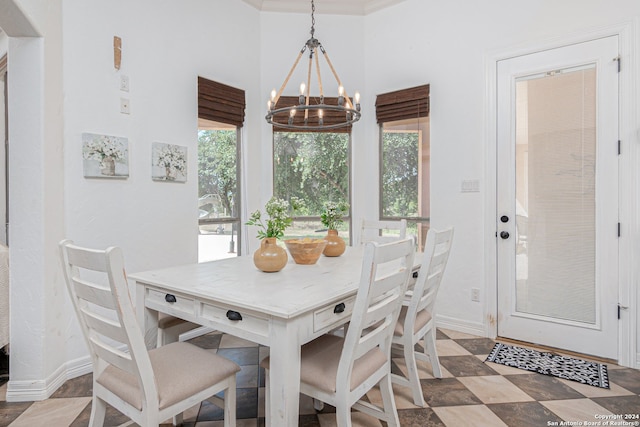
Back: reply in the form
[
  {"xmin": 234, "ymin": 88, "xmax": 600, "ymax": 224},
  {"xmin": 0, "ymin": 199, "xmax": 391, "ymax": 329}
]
[{"xmin": 130, "ymin": 245, "xmax": 421, "ymax": 426}]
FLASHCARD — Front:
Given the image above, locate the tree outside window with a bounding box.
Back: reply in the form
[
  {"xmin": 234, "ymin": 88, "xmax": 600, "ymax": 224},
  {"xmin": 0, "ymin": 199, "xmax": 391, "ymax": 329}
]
[
  {"xmin": 273, "ymin": 132, "xmax": 351, "ymax": 243},
  {"xmin": 381, "ymin": 119, "xmax": 430, "ymax": 250},
  {"xmin": 198, "ymin": 123, "xmax": 241, "ymax": 261}
]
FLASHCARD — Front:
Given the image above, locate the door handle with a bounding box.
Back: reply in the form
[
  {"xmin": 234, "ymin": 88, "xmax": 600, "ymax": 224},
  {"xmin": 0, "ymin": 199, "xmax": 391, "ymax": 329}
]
[{"xmin": 500, "ymin": 231, "xmax": 510, "ymax": 239}]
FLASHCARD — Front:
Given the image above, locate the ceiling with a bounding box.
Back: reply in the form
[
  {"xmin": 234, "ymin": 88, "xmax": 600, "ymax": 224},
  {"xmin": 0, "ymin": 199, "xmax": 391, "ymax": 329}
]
[{"xmin": 241, "ymin": 0, "xmax": 407, "ymax": 16}]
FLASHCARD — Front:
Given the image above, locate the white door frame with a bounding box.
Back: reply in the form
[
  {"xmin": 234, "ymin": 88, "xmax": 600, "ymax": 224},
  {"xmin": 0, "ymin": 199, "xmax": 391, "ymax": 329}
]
[{"xmin": 483, "ymin": 20, "xmax": 639, "ymax": 368}]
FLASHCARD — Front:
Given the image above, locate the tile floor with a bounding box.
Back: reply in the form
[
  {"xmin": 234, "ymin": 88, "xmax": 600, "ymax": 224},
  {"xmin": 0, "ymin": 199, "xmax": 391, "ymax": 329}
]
[{"xmin": 1, "ymin": 328, "xmax": 639, "ymax": 426}]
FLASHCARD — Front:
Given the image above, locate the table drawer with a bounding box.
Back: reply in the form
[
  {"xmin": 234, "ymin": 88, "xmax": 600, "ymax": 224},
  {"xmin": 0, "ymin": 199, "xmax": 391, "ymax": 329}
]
[
  {"xmin": 201, "ymin": 302, "xmax": 270, "ymax": 339},
  {"xmin": 146, "ymin": 289, "xmax": 195, "ymax": 318},
  {"xmin": 314, "ymin": 296, "xmax": 356, "ymax": 333}
]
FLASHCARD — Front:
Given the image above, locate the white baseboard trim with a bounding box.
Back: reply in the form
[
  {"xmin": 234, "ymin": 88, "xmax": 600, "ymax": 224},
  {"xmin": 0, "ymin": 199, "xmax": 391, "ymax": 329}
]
[
  {"xmin": 5, "ymin": 353, "xmax": 93, "ymax": 402},
  {"xmin": 6, "ymin": 353, "xmax": 94, "ymax": 403},
  {"xmin": 635, "ymin": 352, "xmax": 640, "ymax": 369},
  {"xmin": 435, "ymin": 314, "xmax": 486, "ymax": 337}
]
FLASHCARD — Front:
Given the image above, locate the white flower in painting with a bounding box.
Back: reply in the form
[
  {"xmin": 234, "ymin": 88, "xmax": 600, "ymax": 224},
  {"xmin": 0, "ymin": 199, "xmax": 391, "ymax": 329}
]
[
  {"xmin": 157, "ymin": 144, "xmax": 186, "ymax": 178},
  {"xmin": 83, "ymin": 135, "xmax": 125, "ymax": 167}
]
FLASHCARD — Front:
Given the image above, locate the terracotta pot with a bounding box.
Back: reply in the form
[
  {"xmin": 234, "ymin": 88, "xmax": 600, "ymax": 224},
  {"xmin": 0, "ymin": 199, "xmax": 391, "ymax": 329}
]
[
  {"xmin": 323, "ymin": 229, "xmax": 346, "ymax": 257},
  {"xmin": 253, "ymin": 237, "xmax": 288, "ymax": 272}
]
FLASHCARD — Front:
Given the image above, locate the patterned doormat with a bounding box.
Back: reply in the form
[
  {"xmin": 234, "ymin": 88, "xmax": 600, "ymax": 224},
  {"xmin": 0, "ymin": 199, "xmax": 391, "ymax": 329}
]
[{"xmin": 485, "ymin": 342, "xmax": 609, "ymax": 389}]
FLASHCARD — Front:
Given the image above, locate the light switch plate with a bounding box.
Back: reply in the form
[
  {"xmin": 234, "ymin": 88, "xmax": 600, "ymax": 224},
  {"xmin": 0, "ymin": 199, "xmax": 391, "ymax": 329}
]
[
  {"xmin": 120, "ymin": 98, "xmax": 130, "ymax": 114},
  {"xmin": 120, "ymin": 75, "xmax": 130, "ymax": 92}
]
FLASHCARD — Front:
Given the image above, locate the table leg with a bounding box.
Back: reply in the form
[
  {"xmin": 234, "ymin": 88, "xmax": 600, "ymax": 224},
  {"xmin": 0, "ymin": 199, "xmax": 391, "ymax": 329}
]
[
  {"xmin": 267, "ymin": 318, "xmax": 301, "ymax": 427},
  {"xmin": 135, "ymin": 283, "xmax": 158, "ymax": 350}
]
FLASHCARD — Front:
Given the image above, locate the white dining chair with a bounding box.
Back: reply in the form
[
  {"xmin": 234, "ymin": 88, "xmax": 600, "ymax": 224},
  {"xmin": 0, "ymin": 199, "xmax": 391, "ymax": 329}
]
[
  {"xmin": 59, "ymin": 240, "xmax": 240, "ymax": 427},
  {"xmin": 261, "ymin": 238, "xmax": 415, "ymax": 427},
  {"xmin": 391, "ymin": 227, "xmax": 454, "ymax": 406},
  {"xmin": 360, "ymin": 218, "xmax": 407, "ymax": 244}
]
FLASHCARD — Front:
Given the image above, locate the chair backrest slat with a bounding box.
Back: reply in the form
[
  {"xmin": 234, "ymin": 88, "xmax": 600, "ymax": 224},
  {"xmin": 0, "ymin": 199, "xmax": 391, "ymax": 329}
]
[
  {"xmin": 81, "ymin": 307, "xmax": 129, "ymax": 344},
  {"xmin": 90, "ymin": 336, "xmax": 136, "ymax": 373},
  {"xmin": 408, "ymin": 228, "xmax": 454, "ymax": 322},
  {"xmin": 73, "ymin": 279, "xmax": 117, "ymax": 310},
  {"xmin": 339, "ymin": 238, "xmax": 414, "ymax": 385}
]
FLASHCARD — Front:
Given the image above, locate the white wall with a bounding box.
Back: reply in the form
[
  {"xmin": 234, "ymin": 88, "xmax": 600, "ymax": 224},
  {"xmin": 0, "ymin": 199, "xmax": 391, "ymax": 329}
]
[{"xmin": 364, "ymin": 0, "xmax": 640, "ymax": 363}]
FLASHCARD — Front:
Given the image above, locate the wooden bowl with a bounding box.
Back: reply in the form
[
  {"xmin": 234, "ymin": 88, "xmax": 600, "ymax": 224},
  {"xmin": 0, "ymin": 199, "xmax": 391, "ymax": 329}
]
[{"xmin": 284, "ymin": 238, "xmax": 328, "ymax": 265}]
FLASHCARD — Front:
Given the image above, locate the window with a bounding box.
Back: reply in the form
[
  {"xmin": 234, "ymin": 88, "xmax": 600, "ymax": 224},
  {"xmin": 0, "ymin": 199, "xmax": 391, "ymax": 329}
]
[
  {"xmin": 197, "ymin": 77, "xmax": 245, "ymax": 261},
  {"xmin": 376, "ymin": 85, "xmax": 430, "ymax": 249},
  {"xmin": 273, "ymin": 130, "xmax": 351, "ymax": 244}
]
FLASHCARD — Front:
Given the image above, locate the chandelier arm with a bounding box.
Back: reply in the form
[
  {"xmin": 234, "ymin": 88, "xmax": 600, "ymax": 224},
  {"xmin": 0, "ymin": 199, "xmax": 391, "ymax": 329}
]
[
  {"xmin": 321, "ymin": 50, "xmax": 354, "ymax": 109},
  {"xmin": 274, "ymin": 47, "xmax": 306, "ymax": 106},
  {"xmin": 314, "ymin": 49, "xmax": 324, "ymax": 99}
]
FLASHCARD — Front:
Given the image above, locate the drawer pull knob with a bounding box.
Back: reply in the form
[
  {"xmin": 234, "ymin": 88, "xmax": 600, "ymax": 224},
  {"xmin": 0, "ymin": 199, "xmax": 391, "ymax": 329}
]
[
  {"xmin": 165, "ymin": 294, "xmax": 177, "ymax": 303},
  {"xmin": 334, "ymin": 303, "xmax": 346, "ymax": 314},
  {"xmin": 226, "ymin": 310, "xmax": 243, "ymax": 321}
]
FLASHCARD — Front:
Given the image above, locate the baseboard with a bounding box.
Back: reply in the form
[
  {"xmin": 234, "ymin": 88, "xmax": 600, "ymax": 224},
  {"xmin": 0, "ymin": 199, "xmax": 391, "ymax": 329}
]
[
  {"xmin": 435, "ymin": 314, "xmax": 486, "ymax": 337},
  {"xmin": 636, "ymin": 352, "xmax": 640, "ymax": 369},
  {"xmin": 6, "ymin": 354, "xmax": 93, "ymax": 402}
]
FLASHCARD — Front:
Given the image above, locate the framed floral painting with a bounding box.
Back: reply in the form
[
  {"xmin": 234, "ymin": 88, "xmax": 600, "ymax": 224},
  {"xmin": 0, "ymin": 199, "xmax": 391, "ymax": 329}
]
[
  {"xmin": 82, "ymin": 133, "xmax": 129, "ymax": 179},
  {"xmin": 152, "ymin": 142, "xmax": 187, "ymax": 182}
]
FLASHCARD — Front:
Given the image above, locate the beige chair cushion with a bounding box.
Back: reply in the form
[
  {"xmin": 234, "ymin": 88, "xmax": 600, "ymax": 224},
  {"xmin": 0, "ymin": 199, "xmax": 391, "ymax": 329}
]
[
  {"xmin": 97, "ymin": 341, "xmax": 240, "ymax": 410},
  {"xmin": 394, "ymin": 307, "xmax": 432, "ymax": 336},
  {"xmin": 261, "ymin": 334, "xmax": 387, "ymax": 393}
]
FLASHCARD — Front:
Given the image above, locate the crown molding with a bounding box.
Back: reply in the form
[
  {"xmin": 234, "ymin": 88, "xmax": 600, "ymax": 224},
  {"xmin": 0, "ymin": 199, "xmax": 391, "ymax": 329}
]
[{"xmin": 241, "ymin": 0, "xmax": 406, "ymax": 16}]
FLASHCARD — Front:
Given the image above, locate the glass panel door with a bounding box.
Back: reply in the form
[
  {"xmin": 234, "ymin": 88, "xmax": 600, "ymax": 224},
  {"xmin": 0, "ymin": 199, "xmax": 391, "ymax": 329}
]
[{"xmin": 515, "ymin": 66, "xmax": 597, "ymax": 324}]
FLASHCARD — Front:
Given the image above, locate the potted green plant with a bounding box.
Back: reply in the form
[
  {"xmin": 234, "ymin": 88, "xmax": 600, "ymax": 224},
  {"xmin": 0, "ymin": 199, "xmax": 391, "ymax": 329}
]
[
  {"xmin": 320, "ymin": 201, "xmax": 349, "ymax": 257},
  {"xmin": 246, "ymin": 196, "xmax": 304, "ymax": 272}
]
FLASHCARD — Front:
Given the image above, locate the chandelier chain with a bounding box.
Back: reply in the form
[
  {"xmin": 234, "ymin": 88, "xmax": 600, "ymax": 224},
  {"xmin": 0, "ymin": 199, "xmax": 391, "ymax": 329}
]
[{"xmin": 310, "ymin": 0, "xmax": 315, "ymax": 38}]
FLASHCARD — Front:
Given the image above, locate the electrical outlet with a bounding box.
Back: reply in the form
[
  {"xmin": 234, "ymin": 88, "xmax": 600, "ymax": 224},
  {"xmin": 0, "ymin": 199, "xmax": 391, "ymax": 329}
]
[
  {"xmin": 120, "ymin": 98, "xmax": 130, "ymax": 114},
  {"xmin": 471, "ymin": 288, "xmax": 480, "ymax": 302},
  {"xmin": 120, "ymin": 75, "xmax": 130, "ymax": 92}
]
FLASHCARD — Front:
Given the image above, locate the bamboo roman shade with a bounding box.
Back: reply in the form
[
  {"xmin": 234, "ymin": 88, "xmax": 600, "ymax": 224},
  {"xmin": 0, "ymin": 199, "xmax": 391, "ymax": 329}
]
[
  {"xmin": 198, "ymin": 76, "xmax": 246, "ymax": 127},
  {"xmin": 272, "ymin": 96, "xmax": 351, "ymax": 133},
  {"xmin": 375, "ymin": 84, "xmax": 430, "ymax": 124}
]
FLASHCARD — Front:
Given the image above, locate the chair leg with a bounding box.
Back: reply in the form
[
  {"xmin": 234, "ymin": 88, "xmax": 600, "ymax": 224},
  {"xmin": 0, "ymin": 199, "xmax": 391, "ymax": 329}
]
[
  {"xmin": 424, "ymin": 328, "xmax": 442, "ymax": 378},
  {"xmin": 89, "ymin": 396, "xmax": 107, "ymax": 427},
  {"xmin": 335, "ymin": 403, "xmax": 352, "ymax": 427},
  {"xmin": 172, "ymin": 413, "xmax": 183, "ymax": 426},
  {"xmin": 379, "ymin": 374, "xmax": 400, "ymax": 427},
  {"xmin": 403, "ymin": 338, "xmax": 426, "ymax": 407},
  {"xmin": 224, "ymin": 377, "xmax": 237, "ymax": 427}
]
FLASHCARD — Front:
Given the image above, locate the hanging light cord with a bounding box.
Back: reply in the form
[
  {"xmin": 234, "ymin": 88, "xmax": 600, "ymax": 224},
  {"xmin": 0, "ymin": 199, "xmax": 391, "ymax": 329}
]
[{"xmin": 310, "ymin": 0, "xmax": 315, "ymax": 38}]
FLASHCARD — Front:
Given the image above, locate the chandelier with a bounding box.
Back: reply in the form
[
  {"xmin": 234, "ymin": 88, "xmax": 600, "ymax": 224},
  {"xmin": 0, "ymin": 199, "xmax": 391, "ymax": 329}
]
[{"xmin": 265, "ymin": 0, "xmax": 361, "ymax": 131}]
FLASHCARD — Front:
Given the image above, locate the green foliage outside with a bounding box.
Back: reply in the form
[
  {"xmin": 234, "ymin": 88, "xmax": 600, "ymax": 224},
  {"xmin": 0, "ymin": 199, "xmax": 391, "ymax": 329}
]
[
  {"xmin": 381, "ymin": 131, "xmax": 419, "ymax": 218},
  {"xmin": 198, "ymin": 130, "xmax": 237, "ymax": 218},
  {"xmin": 273, "ymin": 132, "xmax": 349, "ymax": 218}
]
